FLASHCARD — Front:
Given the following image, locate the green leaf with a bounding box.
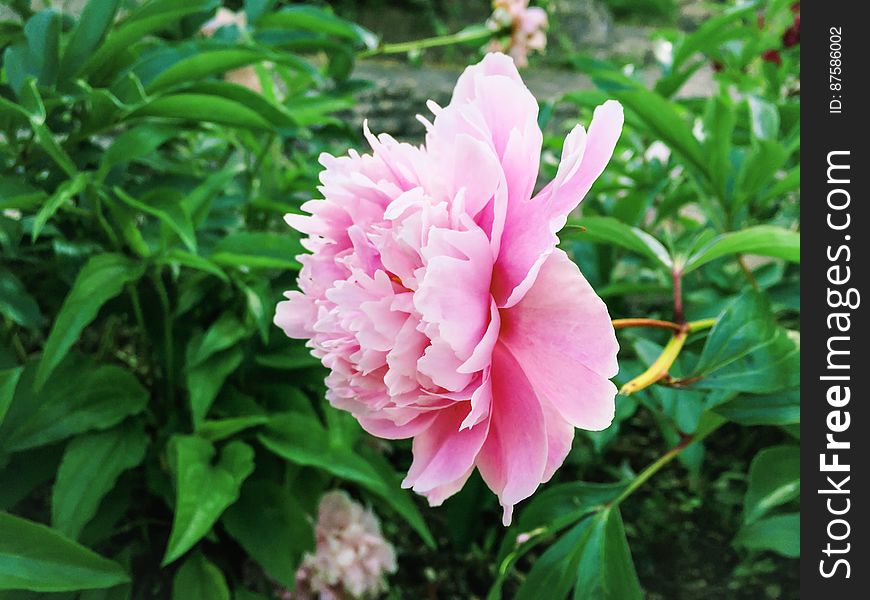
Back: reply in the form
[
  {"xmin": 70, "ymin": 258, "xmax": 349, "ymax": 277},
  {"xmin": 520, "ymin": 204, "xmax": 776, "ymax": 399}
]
[
  {"xmin": 128, "ymin": 94, "xmax": 274, "ymax": 130},
  {"xmin": 34, "ymin": 254, "xmax": 145, "ymax": 390},
  {"xmin": 573, "ymin": 508, "xmax": 643, "ymax": 600},
  {"xmin": 163, "ymin": 436, "xmax": 255, "ymax": 565},
  {"xmin": 113, "ymin": 187, "xmax": 197, "ymax": 253},
  {"xmin": 565, "ymin": 217, "xmax": 672, "ymax": 269},
  {"xmin": 51, "ymin": 422, "xmax": 149, "ymax": 539},
  {"xmin": 259, "ymin": 6, "xmax": 364, "ymax": 42},
  {"xmin": 693, "ymin": 328, "xmax": 799, "ymax": 393},
  {"xmin": 32, "ymin": 174, "xmax": 89, "ymax": 241},
  {"xmin": 210, "ymin": 231, "xmax": 303, "ymax": 270},
  {"xmin": 158, "ymin": 249, "xmax": 228, "ymax": 282},
  {"xmin": 0, "ymin": 511, "xmax": 129, "ymax": 592},
  {"xmin": 596, "ymin": 82, "xmax": 705, "ymax": 176},
  {"xmin": 180, "ymin": 81, "xmax": 297, "ymax": 128},
  {"xmin": 0, "ymin": 268, "xmax": 44, "ymax": 329},
  {"xmin": 101, "ymin": 123, "xmax": 179, "ymax": 174},
  {"xmin": 515, "ymin": 508, "xmax": 642, "ymax": 600},
  {"xmin": 3, "ymin": 360, "xmax": 148, "ymax": 453},
  {"xmin": 23, "ymin": 10, "xmax": 61, "ymax": 87},
  {"xmin": 187, "ymin": 314, "xmax": 248, "ymax": 368},
  {"xmin": 185, "ymin": 315, "xmax": 249, "ymax": 426},
  {"xmin": 81, "ymin": 8, "xmax": 197, "ymax": 79},
  {"xmin": 58, "ymin": 0, "xmax": 122, "ymax": 81},
  {"xmin": 734, "ymin": 513, "xmax": 799, "ymax": 558},
  {"xmin": 702, "ymin": 93, "xmax": 736, "ymax": 200},
  {"xmin": 171, "ymin": 553, "xmax": 230, "ymax": 600},
  {"xmin": 747, "ymin": 96, "xmax": 780, "ymax": 141},
  {"xmin": 735, "ymin": 141, "xmax": 789, "ymax": 205},
  {"xmin": 515, "ymin": 481, "xmax": 626, "ymax": 535},
  {"xmin": 743, "ymin": 445, "xmax": 799, "ymax": 524},
  {"xmin": 32, "ymin": 122, "xmax": 79, "ymax": 178},
  {"xmin": 187, "ymin": 347, "xmax": 244, "ymax": 427},
  {"xmin": 691, "ymin": 290, "xmax": 776, "ymax": 378},
  {"xmin": 259, "ymin": 414, "xmax": 434, "ymax": 547},
  {"xmin": 0, "ymin": 446, "xmax": 63, "ymax": 512},
  {"xmin": 713, "ymin": 388, "xmax": 799, "ymax": 425},
  {"xmin": 222, "ymin": 481, "xmax": 312, "ymax": 587},
  {"xmin": 145, "ymin": 49, "xmax": 276, "ymax": 93},
  {"xmin": 0, "ymin": 367, "xmax": 23, "ymax": 430},
  {"xmin": 198, "ymin": 415, "xmax": 269, "ymax": 442}
]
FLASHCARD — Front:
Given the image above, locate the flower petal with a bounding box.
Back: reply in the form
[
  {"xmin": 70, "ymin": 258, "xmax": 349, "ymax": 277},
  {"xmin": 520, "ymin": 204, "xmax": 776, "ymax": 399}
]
[
  {"xmin": 499, "ymin": 249, "xmax": 618, "ymax": 431},
  {"xmin": 476, "ymin": 342, "xmax": 548, "ymax": 525}
]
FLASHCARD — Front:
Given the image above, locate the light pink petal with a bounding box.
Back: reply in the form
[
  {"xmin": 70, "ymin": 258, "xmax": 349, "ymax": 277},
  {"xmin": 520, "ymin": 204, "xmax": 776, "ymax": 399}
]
[
  {"xmin": 499, "ymin": 249, "xmax": 618, "ymax": 430},
  {"xmin": 540, "ymin": 398, "xmax": 575, "ymax": 482},
  {"xmin": 417, "ymin": 340, "xmax": 474, "ymax": 392},
  {"xmin": 460, "ymin": 368, "xmax": 492, "ymax": 430},
  {"xmin": 492, "ymin": 100, "xmax": 623, "ymax": 308},
  {"xmin": 539, "ymin": 100, "xmax": 624, "ymax": 216},
  {"xmin": 422, "ymin": 467, "xmax": 474, "ymax": 507},
  {"xmin": 458, "ymin": 298, "xmax": 500, "ymax": 374},
  {"xmin": 476, "ymin": 342, "xmax": 548, "ymax": 525},
  {"xmin": 450, "ymin": 53, "xmax": 524, "ymax": 103},
  {"xmin": 403, "ymin": 403, "xmax": 489, "ymax": 494},
  {"xmin": 415, "ymin": 226, "xmax": 493, "ymax": 359},
  {"xmin": 358, "ymin": 412, "xmax": 438, "ymax": 440},
  {"xmin": 274, "ymin": 291, "xmax": 316, "ymax": 339}
]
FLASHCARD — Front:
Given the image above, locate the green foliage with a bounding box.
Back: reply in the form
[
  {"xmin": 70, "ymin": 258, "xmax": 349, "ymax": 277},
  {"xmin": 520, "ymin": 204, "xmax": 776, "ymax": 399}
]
[
  {"xmin": 1, "ymin": 0, "xmax": 799, "ymax": 596},
  {"xmin": 0, "ymin": 511, "xmax": 129, "ymax": 592},
  {"xmin": 0, "ymin": 0, "xmax": 428, "ymax": 594}
]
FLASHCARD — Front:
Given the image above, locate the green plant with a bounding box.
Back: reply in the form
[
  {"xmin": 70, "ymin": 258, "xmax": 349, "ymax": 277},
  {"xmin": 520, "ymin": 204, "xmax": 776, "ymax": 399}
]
[
  {"xmin": 0, "ymin": 0, "xmax": 800, "ymax": 597},
  {"xmin": 0, "ymin": 0, "xmax": 432, "ymax": 596},
  {"xmin": 485, "ymin": 1, "xmax": 800, "ymax": 596}
]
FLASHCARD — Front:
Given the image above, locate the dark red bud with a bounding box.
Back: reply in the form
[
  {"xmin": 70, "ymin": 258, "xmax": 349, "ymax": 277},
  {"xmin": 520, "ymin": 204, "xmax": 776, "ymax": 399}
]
[{"xmin": 762, "ymin": 49, "xmax": 782, "ymax": 65}]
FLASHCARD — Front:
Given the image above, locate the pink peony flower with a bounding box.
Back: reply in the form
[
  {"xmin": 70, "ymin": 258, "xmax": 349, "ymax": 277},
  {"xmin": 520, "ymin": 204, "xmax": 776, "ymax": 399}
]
[
  {"xmin": 275, "ymin": 53, "xmax": 622, "ymax": 524},
  {"xmin": 200, "ymin": 7, "xmax": 247, "ymax": 36},
  {"xmin": 292, "ymin": 491, "xmax": 397, "ymax": 599},
  {"xmin": 487, "ymin": 0, "xmax": 548, "ymax": 67},
  {"xmin": 200, "ymin": 8, "xmax": 262, "ymax": 93}
]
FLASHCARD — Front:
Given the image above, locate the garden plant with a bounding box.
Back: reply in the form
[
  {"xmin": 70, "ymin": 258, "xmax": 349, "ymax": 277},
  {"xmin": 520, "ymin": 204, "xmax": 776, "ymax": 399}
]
[{"xmin": 0, "ymin": 0, "xmax": 800, "ymax": 598}]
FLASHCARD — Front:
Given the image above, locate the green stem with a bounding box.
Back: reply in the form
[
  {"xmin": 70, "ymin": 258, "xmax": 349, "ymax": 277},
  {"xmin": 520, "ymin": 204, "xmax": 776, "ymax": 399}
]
[
  {"xmin": 152, "ymin": 271, "xmax": 175, "ymax": 403},
  {"xmin": 687, "ymin": 318, "xmax": 716, "ymax": 333},
  {"xmin": 610, "ymin": 420, "xmax": 724, "ymax": 507},
  {"xmin": 672, "ymin": 269, "xmax": 685, "ymax": 323},
  {"xmin": 612, "ymin": 317, "xmax": 716, "ymax": 333},
  {"xmin": 359, "ymin": 26, "xmax": 495, "ymax": 59},
  {"xmin": 127, "ymin": 284, "xmax": 147, "ymax": 338}
]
